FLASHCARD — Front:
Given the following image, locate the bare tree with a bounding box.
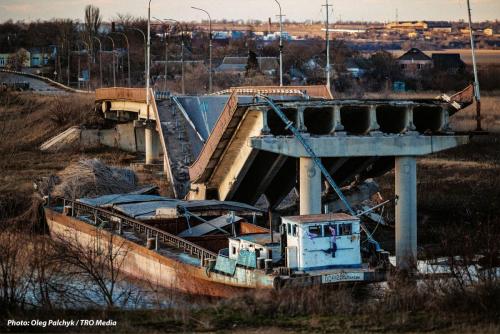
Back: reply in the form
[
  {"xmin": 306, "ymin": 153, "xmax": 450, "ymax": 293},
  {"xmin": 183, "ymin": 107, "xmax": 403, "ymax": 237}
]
[
  {"xmin": 52, "ymin": 228, "xmax": 133, "ymax": 308},
  {"xmin": 7, "ymin": 49, "xmax": 29, "ymax": 71},
  {"xmin": 84, "ymin": 5, "xmax": 102, "ymax": 56},
  {"xmin": 0, "ymin": 222, "xmax": 33, "ymax": 310}
]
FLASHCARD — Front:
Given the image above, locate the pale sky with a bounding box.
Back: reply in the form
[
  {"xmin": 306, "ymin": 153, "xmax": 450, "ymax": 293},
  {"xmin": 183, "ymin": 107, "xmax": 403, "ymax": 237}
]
[{"xmin": 0, "ymin": 0, "xmax": 499, "ymax": 23}]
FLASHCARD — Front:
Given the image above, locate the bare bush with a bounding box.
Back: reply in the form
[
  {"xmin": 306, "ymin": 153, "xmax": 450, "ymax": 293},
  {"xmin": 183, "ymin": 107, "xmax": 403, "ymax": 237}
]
[{"xmin": 48, "ymin": 94, "xmax": 102, "ymax": 127}]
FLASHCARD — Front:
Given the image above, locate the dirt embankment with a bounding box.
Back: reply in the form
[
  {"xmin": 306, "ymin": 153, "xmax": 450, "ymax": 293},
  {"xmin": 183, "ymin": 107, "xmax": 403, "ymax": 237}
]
[{"xmin": 0, "ymin": 91, "xmax": 136, "ymax": 219}]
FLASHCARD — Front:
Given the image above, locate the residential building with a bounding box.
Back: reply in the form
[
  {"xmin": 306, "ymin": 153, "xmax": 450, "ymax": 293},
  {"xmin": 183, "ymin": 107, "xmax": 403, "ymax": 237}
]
[
  {"xmin": 0, "ymin": 49, "xmax": 31, "ymax": 69},
  {"xmin": 432, "ymin": 53, "xmax": 465, "ymax": 73},
  {"xmin": 396, "ymin": 48, "xmax": 432, "ymax": 77},
  {"xmin": 216, "ymin": 56, "xmax": 279, "ymax": 76},
  {"xmin": 30, "ymin": 47, "xmax": 54, "ymax": 67}
]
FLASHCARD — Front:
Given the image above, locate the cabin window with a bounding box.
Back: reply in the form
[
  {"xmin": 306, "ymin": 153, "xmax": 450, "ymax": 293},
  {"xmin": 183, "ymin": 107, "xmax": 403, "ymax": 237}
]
[
  {"xmin": 339, "ymin": 223, "xmax": 352, "ymax": 236},
  {"xmin": 324, "ymin": 224, "xmax": 336, "ymax": 237},
  {"xmin": 287, "ymin": 223, "xmax": 291, "ymax": 235},
  {"xmin": 232, "ymin": 246, "xmax": 236, "ymax": 255},
  {"xmin": 292, "ymin": 224, "xmax": 297, "ymax": 237},
  {"xmin": 308, "ymin": 225, "xmax": 322, "ymax": 238}
]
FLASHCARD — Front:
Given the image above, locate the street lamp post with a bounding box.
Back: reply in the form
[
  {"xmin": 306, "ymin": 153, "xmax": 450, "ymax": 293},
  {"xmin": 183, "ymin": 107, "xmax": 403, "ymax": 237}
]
[
  {"xmin": 112, "ymin": 32, "xmax": 131, "ymax": 87},
  {"xmin": 146, "ymin": 0, "xmax": 152, "ymax": 120},
  {"xmin": 104, "ymin": 35, "xmax": 116, "ymax": 87},
  {"xmin": 127, "ymin": 27, "xmax": 146, "ymax": 87},
  {"xmin": 274, "ymin": 0, "xmax": 284, "ymax": 86},
  {"xmin": 165, "ymin": 18, "xmax": 184, "ymax": 94},
  {"xmin": 80, "ymin": 41, "xmax": 91, "ymax": 91},
  {"xmin": 67, "ymin": 42, "xmax": 71, "ymax": 87},
  {"xmin": 153, "ymin": 17, "xmax": 170, "ymax": 92},
  {"xmin": 191, "ymin": 6, "xmax": 212, "ymax": 93},
  {"xmin": 93, "ymin": 36, "xmax": 103, "ymax": 88},
  {"xmin": 323, "ymin": 0, "xmax": 332, "ymax": 91},
  {"xmin": 76, "ymin": 43, "xmax": 81, "ymax": 89}
]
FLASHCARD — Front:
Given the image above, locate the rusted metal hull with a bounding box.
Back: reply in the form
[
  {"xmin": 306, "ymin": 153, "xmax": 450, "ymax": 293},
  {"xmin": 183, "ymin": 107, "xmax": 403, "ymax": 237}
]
[{"xmin": 45, "ymin": 208, "xmax": 267, "ymax": 298}]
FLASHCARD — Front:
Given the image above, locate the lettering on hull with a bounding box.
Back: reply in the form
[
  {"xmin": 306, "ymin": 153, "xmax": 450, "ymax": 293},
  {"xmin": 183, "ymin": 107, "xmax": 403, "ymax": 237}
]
[{"xmin": 321, "ymin": 272, "xmax": 364, "ymax": 284}]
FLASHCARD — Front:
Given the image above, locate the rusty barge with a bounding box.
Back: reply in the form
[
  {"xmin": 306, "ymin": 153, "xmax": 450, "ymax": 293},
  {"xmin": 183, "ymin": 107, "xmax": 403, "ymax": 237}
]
[{"xmin": 45, "ymin": 195, "xmax": 388, "ymax": 297}]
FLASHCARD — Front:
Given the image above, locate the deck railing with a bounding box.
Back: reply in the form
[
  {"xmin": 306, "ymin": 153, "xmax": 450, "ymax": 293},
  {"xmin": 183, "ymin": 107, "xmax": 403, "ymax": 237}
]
[{"xmin": 49, "ymin": 197, "xmax": 217, "ymax": 266}]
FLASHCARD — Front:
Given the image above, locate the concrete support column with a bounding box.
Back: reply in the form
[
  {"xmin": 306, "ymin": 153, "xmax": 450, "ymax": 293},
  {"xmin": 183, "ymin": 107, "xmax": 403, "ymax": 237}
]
[
  {"xmin": 440, "ymin": 108, "xmax": 451, "ymax": 133},
  {"xmin": 330, "ymin": 105, "xmax": 345, "ymax": 134},
  {"xmin": 261, "ymin": 108, "xmax": 271, "ymax": 135},
  {"xmin": 404, "ymin": 105, "xmax": 417, "ymax": 133},
  {"xmin": 395, "ymin": 156, "xmax": 417, "ymax": 270},
  {"xmin": 296, "ymin": 107, "xmax": 307, "ymax": 132},
  {"xmin": 368, "ymin": 105, "xmax": 381, "ymax": 135},
  {"xmin": 145, "ymin": 120, "xmax": 159, "ymax": 164},
  {"xmin": 299, "ymin": 157, "xmax": 322, "ymax": 215}
]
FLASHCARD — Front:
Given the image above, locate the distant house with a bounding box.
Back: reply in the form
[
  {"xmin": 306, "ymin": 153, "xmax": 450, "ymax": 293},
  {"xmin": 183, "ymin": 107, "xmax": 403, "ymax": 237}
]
[
  {"xmin": 29, "ymin": 48, "xmax": 54, "ymax": 67},
  {"xmin": 0, "ymin": 54, "xmax": 8, "ymax": 68},
  {"xmin": 396, "ymin": 48, "xmax": 432, "ymax": 77},
  {"xmin": 432, "ymin": 53, "xmax": 465, "ymax": 73},
  {"xmin": 484, "ymin": 28, "xmax": 494, "ymax": 36},
  {"xmin": 386, "ymin": 21, "xmax": 428, "ymax": 31},
  {"xmin": 216, "ymin": 56, "xmax": 279, "ymax": 76},
  {"xmin": 0, "ymin": 49, "xmax": 31, "ymax": 69}
]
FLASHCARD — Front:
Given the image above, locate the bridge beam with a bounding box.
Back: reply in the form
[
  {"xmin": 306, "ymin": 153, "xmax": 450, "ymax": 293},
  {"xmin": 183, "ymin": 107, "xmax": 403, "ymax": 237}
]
[{"xmin": 250, "ymin": 135, "xmax": 469, "ymax": 157}]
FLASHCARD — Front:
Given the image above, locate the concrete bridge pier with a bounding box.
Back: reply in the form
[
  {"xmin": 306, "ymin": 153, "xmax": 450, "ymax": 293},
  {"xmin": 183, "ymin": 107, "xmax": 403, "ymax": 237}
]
[
  {"xmin": 145, "ymin": 120, "xmax": 160, "ymax": 164},
  {"xmin": 299, "ymin": 157, "xmax": 322, "ymax": 215},
  {"xmin": 395, "ymin": 156, "xmax": 417, "ymax": 270}
]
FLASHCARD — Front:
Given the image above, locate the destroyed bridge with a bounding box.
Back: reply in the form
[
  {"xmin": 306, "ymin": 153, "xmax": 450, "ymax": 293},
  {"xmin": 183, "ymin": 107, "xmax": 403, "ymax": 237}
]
[{"xmin": 94, "ymin": 84, "xmax": 474, "ymax": 269}]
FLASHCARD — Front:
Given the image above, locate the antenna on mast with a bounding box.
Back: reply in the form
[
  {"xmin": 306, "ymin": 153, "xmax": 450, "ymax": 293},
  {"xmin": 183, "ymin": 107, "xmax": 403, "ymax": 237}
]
[{"xmin": 466, "ymin": 0, "xmax": 482, "ymax": 131}]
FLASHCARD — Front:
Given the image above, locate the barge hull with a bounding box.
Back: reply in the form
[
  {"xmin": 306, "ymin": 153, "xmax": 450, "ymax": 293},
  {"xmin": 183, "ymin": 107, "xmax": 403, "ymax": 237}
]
[{"xmin": 45, "ymin": 209, "xmax": 255, "ymax": 298}]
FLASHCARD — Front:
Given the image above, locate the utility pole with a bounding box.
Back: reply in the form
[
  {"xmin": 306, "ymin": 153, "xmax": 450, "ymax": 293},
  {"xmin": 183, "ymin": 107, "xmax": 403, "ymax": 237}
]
[
  {"xmin": 192, "ymin": 7, "xmax": 213, "ymax": 93},
  {"xmin": 467, "ymin": 0, "xmax": 482, "ymax": 131},
  {"xmin": 274, "ymin": 0, "xmax": 284, "ymax": 86},
  {"xmin": 323, "ymin": 0, "xmax": 332, "ymax": 91}
]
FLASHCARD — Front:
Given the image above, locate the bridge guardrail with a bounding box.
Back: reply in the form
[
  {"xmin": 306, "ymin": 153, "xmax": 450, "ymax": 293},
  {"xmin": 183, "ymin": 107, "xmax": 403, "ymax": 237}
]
[
  {"xmin": 49, "ymin": 196, "xmax": 217, "ymax": 266},
  {"xmin": 0, "ymin": 69, "xmax": 91, "ymax": 94},
  {"xmin": 95, "ymin": 87, "xmax": 147, "ymax": 102}
]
